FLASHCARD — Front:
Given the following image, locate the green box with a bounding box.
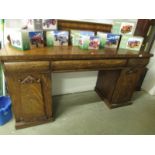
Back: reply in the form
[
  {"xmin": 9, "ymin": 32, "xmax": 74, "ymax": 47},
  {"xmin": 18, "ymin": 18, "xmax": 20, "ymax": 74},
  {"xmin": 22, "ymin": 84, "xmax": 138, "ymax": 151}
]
[
  {"xmin": 71, "ymin": 30, "xmax": 95, "ymax": 46},
  {"xmin": 97, "ymin": 32, "xmax": 120, "ymax": 49},
  {"xmin": 79, "ymin": 36, "xmax": 90, "ymax": 49},
  {"xmin": 79, "ymin": 36, "xmax": 100, "ymax": 50},
  {"xmin": 46, "ymin": 31, "xmax": 69, "ymax": 46},
  {"xmin": 112, "ymin": 22, "xmax": 135, "ymax": 35},
  {"xmin": 10, "ymin": 31, "xmax": 30, "ymax": 50}
]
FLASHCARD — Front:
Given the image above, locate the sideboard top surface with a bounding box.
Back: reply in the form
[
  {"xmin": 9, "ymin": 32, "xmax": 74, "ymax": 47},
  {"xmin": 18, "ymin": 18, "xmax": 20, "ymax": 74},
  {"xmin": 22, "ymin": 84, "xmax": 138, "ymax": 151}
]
[{"xmin": 0, "ymin": 45, "xmax": 153, "ymax": 62}]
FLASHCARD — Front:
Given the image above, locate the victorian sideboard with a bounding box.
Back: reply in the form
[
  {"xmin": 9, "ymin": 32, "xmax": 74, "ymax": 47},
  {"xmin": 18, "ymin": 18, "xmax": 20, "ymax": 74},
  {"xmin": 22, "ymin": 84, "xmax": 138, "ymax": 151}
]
[
  {"xmin": 0, "ymin": 19, "xmax": 154, "ymax": 129},
  {"xmin": 0, "ymin": 45, "xmax": 153, "ymax": 129}
]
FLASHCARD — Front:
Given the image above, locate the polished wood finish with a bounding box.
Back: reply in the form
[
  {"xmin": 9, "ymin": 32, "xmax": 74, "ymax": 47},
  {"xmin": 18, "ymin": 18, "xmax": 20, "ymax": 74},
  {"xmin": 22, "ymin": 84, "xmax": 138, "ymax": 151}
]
[
  {"xmin": 134, "ymin": 19, "xmax": 155, "ymax": 90},
  {"xmin": 111, "ymin": 68, "xmax": 144, "ymax": 105},
  {"xmin": 95, "ymin": 67, "xmax": 145, "ymax": 108},
  {"xmin": 4, "ymin": 61, "xmax": 53, "ymax": 129},
  {"xmin": 58, "ymin": 20, "xmax": 112, "ymax": 33},
  {"xmin": 0, "ymin": 45, "xmax": 152, "ymax": 62},
  {"xmin": 127, "ymin": 58, "xmax": 149, "ymax": 67},
  {"xmin": 134, "ymin": 19, "xmax": 151, "ymax": 37},
  {"xmin": 0, "ymin": 45, "xmax": 152, "ymax": 129},
  {"xmin": 51, "ymin": 59, "xmax": 127, "ymax": 72}
]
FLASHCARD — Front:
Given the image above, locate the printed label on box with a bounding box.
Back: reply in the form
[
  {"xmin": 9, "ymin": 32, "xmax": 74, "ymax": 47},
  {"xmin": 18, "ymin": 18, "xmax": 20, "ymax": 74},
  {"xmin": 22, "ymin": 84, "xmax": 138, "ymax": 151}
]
[
  {"xmin": 71, "ymin": 30, "xmax": 95, "ymax": 46},
  {"xmin": 97, "ymin": 32, "xmax": 120, "ymax": 49},
  {"xmin": 29, "ymin": 31, "xmax": 44, "ymax": 48},
  {"xmin": 89, "ymin": 37, "xmax": 100, "ymax": 50},
  {"xmin": 106, "ymin": 33, "xmax": 120, "ymax": 48},
  {"xmin": 10, "ymin": 31, "xmax": 30, "ymax": 50},
  {"xmin": 79, "ymin": 36, "xmax": 100, "ymax": 50},
  {"xmin": 42, "ymin": 19, "xmax": 57, "ymax": 30},
  {"xmin": 46, "ymin": 31, "xmax": 69, "ymax": 46},
  {"xmin": 119, "ymin": 35, "xmax": 144, "ymax": 51},
  {"xmin": 112, "ymin": 22, "xmax": 135, "ymax": 35},
  {"xmin": 10, "ymin": 31, "xmax": 23, "ymax": 49}
]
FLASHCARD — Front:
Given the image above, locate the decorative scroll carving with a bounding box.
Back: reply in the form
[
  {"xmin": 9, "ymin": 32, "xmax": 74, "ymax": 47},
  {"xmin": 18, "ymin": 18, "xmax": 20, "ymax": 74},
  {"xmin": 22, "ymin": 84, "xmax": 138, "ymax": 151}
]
[{"xmin": 18, "ymin": 75, "xmax": 41, "ymax": 84}]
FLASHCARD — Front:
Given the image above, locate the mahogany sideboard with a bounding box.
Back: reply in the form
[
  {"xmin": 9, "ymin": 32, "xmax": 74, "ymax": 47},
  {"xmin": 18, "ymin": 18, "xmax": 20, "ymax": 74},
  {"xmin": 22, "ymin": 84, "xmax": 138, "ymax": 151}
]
[{"xmin": 0, "ymin": 45, "xmax": 153, "ymax": 129}]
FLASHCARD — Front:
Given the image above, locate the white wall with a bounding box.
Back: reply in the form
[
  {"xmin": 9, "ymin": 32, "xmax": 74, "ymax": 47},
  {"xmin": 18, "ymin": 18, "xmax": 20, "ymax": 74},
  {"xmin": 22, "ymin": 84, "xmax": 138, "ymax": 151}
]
[
  {"xmin": 142, "ymin": 41, "xmax": 155, "ymax": 95},
  {"xmin": 52, "ymin": 71, "xmax": 98, "ymax": 95}
]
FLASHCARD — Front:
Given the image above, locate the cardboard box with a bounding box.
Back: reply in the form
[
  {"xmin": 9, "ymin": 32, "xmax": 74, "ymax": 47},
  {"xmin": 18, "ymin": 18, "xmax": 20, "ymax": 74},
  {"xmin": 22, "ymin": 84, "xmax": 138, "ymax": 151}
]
[
  {"xmin": 97, "ymin": 32, "xmax": 121, "ymax": 49},
  {"xmin": 89, "ymin": 36, "xmax": 100, "ymax": 50},
  {"xmin": 29, "ymin": 31, "xmax": 44, "ymax": 48},
  {"xmin": 79, "ymin": 36, "xmax": 100, "ymax": 50},
  {"xmin": 119, "ymin": 35, "xmax": 144, "ymax": 51},
  {"xmin": 10, "ymin": 31, "xmax": 30, "ymax": 50},
  {"xmin": 46, "ymin": 31, "xmax": 69, "ymax": 46},
  {"xmin": 112, "ymin": 22, "xmax": 136, "ymax": 35},
  {"xmin": 42, "ymin": 19, "xmax": 57, "ymax": 30},
  {"xmin": 22, "ymin": 19, "xmax": 42, "ymax": 30},
  {"xmin": 79, "ymin": 36, "xmax": 90, "ymax": 49},
  {"xmin": 71, "ymin": 30, "xmax": 95, "ymax": 46}
]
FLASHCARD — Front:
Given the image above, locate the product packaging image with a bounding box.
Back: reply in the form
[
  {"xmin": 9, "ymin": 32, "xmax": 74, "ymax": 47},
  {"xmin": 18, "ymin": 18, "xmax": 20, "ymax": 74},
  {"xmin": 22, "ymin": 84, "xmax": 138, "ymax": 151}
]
[
  {"xmin": 71, "ymin": 30, "xmax": 95, "ymax": 46},
  {"xmin": 97, "ymin": 32, "xmax": 121, "ymax": 49},
  {"xmin": 10, "ymin": 31, "xmax": 30, "ymax": 50},
  {"xmin": 112, "ymin": 21, "xmax": 136, "ymax": 35},
  {"xmin": 88, "ymin": 36, "xmax": 100, "ymax": 49},
  {"xmin": 29, "ymin": 31, "xmax": 44, "ymax": 48},
  {"xmin": 46, "ymin": 30, "xmax": 69, "ymax": 46},
  {"xmin": 79, "ymin": 36, "xmax": 100, "ymax": 50},
  {"xmin": 119, "ymin": 35, "xmax": 144, "ymax": 51},
  {"xmin": 42, "ymin": 19, "xmax": 57, "ymax": 30}
]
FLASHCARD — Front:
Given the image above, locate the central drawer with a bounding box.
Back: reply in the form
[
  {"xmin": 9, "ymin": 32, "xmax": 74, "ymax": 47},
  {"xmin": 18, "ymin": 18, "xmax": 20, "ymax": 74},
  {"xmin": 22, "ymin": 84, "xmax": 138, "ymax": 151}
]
[{"xmin": 51, "ymin": 59, "xmax": 127, "ymax": 72}]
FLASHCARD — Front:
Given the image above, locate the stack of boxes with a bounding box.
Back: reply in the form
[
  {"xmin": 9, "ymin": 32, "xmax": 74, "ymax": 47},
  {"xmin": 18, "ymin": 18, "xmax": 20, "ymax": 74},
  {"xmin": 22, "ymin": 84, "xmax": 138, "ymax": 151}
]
[
  {"xmin": 112, "ymin": 21, "xmax": 144, "ymax": 52},
  {"xmin": 9, "ymin": 19, "xmax": 144, "ymax": 53},
  {"xmin": 10, "ymin": 19, "xmax": 59, "ymax": 50}
]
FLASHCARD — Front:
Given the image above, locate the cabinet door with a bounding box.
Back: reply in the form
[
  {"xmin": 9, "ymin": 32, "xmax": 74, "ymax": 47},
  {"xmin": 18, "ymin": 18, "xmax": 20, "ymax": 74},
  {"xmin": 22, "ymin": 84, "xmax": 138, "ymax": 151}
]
[
  {"xmin": 6, "ymin": 72, "xmax": 52, "ymax": 126},
  {"xmin": 111, "ymin": 68, "xmax": 144, "ymax": 105},
  {"xmin": 4, "ymin": 61, "xmax": 53, "ymax": 129}
]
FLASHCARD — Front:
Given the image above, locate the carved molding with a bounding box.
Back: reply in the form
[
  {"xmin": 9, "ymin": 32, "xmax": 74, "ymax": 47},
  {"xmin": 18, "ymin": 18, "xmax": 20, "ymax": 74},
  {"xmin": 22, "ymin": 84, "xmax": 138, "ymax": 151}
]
[{"xmin": 19, "ymin": 75, "xmax": 41, "ymax": 84}]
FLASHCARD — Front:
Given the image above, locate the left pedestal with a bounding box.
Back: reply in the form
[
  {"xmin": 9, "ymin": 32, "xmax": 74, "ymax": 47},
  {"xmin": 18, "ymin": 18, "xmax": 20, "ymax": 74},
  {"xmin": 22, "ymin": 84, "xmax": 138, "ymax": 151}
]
[{"xmin": 3, "ymin": 61, "xmax": 53, "ymax": 129}]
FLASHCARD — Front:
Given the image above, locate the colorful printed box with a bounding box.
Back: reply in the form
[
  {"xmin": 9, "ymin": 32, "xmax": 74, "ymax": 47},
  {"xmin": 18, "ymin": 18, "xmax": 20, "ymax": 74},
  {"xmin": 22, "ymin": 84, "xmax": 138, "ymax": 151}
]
[
  {"xmin": 97, "ymin": 32, "xmax": 121, "ymax": 49},
  {"xmin": 112, "ymin": 22, "xmax": 136, "ymax": 35},
  {"xmin": 89, "ymin": 36, "xmax": 100, "ymax": 50},
  {"xmin": 79, "ymin": 36, "xmax": 100, "ymax": 50},
  {"xmin": 71, "ymin": 30, "xmax": 95, "ymax": 46},
  {"xmin": 10, "ymin": 31, "xmax": 30, "ymax": 50},
  {"xmin": 46, "ymin": 31, "xmax": 69, "ymax": 46},
  {"xmin": 119, "ymin": 35, "xmax": 144, "ymax": 51},
  {"xmin": 29, "ymin": 31, "xmax": 44, "ymax": 48},
  {"xmin": 42, "ymin": 19, "xmax": 57, "ymax": 30}
]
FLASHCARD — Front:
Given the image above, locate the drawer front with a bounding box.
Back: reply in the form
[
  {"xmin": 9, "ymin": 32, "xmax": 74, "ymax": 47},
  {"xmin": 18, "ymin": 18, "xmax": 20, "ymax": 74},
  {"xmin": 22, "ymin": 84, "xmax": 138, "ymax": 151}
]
[
  {"xmin": 127, "ymin": 58, "xmax": 149, "ymax": 67},
  {"xmin": 51, "ymin": 59, "xmax": 127, "ymax": 71},
  {"xmin": 4, "ymin": 61, "xmax": 50, "ymax": 73}
]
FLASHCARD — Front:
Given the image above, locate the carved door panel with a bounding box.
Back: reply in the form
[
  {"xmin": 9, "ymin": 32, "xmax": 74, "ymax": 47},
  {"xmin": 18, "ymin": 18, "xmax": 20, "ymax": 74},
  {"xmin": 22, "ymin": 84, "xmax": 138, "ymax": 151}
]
[
  {"xmin": 6, "ymin": 73, "xmax": 52, "ymax": 123},
  {"xmin": 4, "ymin": 61, "xmax": 52, "ymax": 128},
  {"xmin": 20, "ymin": 75, "xmax": 46, "ymax": 122},
  {"xmin": 111, "ymin": 68, "xmax": 144, "ymax": 105}
]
